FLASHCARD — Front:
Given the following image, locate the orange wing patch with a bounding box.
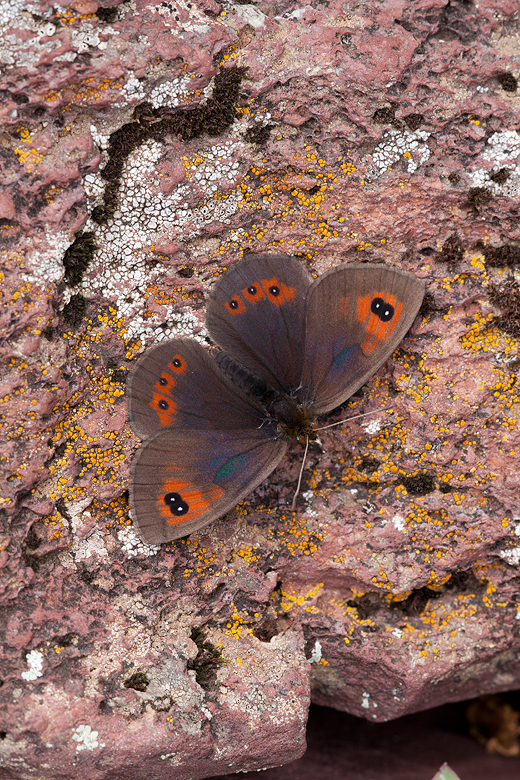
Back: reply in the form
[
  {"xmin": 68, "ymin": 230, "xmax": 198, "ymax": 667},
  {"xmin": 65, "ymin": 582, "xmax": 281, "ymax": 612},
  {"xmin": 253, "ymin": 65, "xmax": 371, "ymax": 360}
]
[
  {"xmin": 242, "ymin": 283, "xmax": 266, "ymax": 304},
  {"xmin": 168, "ymin": 355, "xmax": 187, "ymax": 374},
  {"xmin": 225, "ymin": 296, "xmax": 246, "ymax": 315},
  {"xmin": 150, "ymin": 392, "xmax": 178, "ymax": 427},
  {"xmin": 260, "ymin": 276, "xmax": 296, "ymax": 307},
  {"xmin": 158, "ymin": 479, "xmax": 224, "ymax": 526},
  {"xmin": 149, "ymin": 355, "xmax": 187, "ymax": 426},
  {"xmin": 357, "ymin": 292, "xmax": 403, "ymax": 354}
]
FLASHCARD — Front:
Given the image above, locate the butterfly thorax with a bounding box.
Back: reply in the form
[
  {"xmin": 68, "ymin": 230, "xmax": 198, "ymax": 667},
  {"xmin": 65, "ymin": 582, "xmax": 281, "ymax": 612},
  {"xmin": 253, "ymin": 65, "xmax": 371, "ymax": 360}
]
[{"xmin": 216, "ymin": 351, "xmax": 317, "ymax": 442}]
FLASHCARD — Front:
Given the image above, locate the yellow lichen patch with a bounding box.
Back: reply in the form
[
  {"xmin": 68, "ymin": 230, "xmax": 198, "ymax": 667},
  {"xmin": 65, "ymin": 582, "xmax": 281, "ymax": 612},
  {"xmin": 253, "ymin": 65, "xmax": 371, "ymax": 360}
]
[
  {"xmin": 43, "ymin": 77, "xmax": 123, "ymax": 106},
  {"xmin": 460, "ymin": 310, "xmax": 518, "ymax": 358},
  {"xmin": 180, "ymin": 536, "xmax": 222, "ymax": 576},
  {"xmin": 14, "ymin": 128, "xmax": 43, "ymax": 173},
  {"xmin": 44, "ymin": 184, "xmax": 63, "ymax": 204},
  {"xmin": 233, "ymin": 544, "xmax": 262, "ymax": 565},
  {"xmin": 225, "ymin": 601, "xmax": 258, "ymax": 637},
  {"xmin": 56, "ymin": 7, "xmax": 97, "ymax": 24},
  {"xmin": 269, "ymin": 512, "xmax": 323, "ymax": 556},
  {"xmin": 38, "ymin": 310, "xmax": 134, "ymax": 517},
  {"xmin": 89, "ymin": 493, "xmax": 130, "ymax": 530},
  {"xmin": 279, "ymin": 582, "xmax": 324, "ymax": 614},
  {"xmin": 218, "ymin": 152, "xmax": 366, "ymax": 257}
]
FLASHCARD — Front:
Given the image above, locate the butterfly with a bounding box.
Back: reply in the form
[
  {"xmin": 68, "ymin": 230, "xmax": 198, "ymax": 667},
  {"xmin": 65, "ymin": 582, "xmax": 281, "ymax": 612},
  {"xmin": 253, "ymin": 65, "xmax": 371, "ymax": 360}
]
[{"xmin": 127, "ymin": 253, "xmax": 425, "ymax": 544}]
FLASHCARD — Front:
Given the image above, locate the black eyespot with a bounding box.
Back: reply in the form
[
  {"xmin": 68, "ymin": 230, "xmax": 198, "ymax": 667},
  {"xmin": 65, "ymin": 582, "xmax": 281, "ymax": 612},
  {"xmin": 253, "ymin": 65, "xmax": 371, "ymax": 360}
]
[
  {"xmin": 172, "ymin": 358, "xmax": 182, "ymax": 368},
  {"xmin": 248, "ymin": 285, "xmax": 257, "ymax": 295},
  {"xmin": 159, "ymin": 377, "xmax": 168, "ymax": 386},
  {"xmin": 158, "ymin": 399, "xmax": 169, "ymax": 410},
  {"xmin": 229, "ymin": 299, "xmax": 239, "ymax": 309},
  {"xmin": 269, "ymin": 285, "xmax": 280, "ymax": 296},
  {"xmin": 371, "ymin": 297, "xmax": 394, "ymax": 322},
  {"xmin": 164, "ymin": 492, "xmax": 189, "ymax": 516}
]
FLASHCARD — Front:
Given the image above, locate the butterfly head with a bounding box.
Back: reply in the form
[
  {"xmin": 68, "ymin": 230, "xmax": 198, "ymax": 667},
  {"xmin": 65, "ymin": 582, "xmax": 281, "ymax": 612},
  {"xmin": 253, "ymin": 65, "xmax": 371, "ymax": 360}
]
[{"xmin": 273, "ymin": 399, "xmax": 317, "ymax": 443}]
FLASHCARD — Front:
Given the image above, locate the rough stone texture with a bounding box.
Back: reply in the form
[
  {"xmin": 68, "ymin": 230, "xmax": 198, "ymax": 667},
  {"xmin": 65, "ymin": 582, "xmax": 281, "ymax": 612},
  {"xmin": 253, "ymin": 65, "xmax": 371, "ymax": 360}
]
[{"xmin": 1, "ymin": 0, "xmax": 520, "ymax": 777}]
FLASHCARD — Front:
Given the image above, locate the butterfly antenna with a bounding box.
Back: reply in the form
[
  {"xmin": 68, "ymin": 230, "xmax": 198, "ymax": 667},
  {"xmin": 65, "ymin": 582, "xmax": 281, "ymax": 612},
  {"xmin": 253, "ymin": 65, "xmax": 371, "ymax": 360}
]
[
  {"xmin": 291, "ymin": 435, "xmax": 310, "ymax": 510},
  {"xmin": 318, "ymin": 405, "xmax": 393, "ymax": 431}
]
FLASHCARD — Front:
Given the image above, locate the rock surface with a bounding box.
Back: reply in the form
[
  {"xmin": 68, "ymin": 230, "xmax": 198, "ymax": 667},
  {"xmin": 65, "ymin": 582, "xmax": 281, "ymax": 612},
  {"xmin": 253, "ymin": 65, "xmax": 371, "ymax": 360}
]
[{"xmin": 1, "ymin": 0, "xmax": 520, "ymax": 778}]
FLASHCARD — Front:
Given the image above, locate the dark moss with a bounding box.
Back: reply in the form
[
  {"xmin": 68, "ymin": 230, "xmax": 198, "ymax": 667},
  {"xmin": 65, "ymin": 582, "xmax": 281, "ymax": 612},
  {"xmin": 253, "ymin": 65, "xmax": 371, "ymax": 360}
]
[
  {"xmin": 244, "ymin": 123, "xmax": 274, "ymax": 145},
  {"xmin": 440, "ymin": 234, "xmax": 464, "ymax": 263},
  {"xmin": 110, "ymin": 368, "xmax": 128, "ymax": 384},
  {"xmin": 482, "ymin": 244, "xmax": 520, "ymax": 268},
  {"xmin": 177, "ymin": 266, "xmax": 194, "ymax": 278},
  {"xmin": 187, "ymin": 627, "xmax": 227, "ymax": 689},
  {"xmin": 93, "ymin": 66, "xmax": 247, "ymax": 224},
  {"xmin": 488, "ymin": 276, "xmax": 520, "ymax": 338},
  {"xmin": 372, "ymin": 104, "xmax": 397, "ymax": 124},
  {"xmin": 448, "ymin": 172, "xmax": 461, "ymax": 184},
  {"xmin": 489, "ymin": 168, "xmax": 511, "ymax": 184},
  {"xmin": 438, "ymin": 482, "xmax": 453, "ymax": 494},
  {"xmin": 403, "ymin": 113, "xmax": 424, "ymax": 131},
  {"xmin": 62, "ymin": 293, "xmax": 87, "ymax": 326},
  {"xmin": 124, "ymin": 672, "xmax": 149, "ymax": 692},
  {"xmin": 464, "ymin": 186, "xmax": 491, "ymax": 213},
  {"xmin": 95, "ymin": 6, "xmax": 120, "ymax": 22},
  {"xmin": 398, "ymin": 471, "xmax": 436, "ymax": 496},
  {"xmin": 63, "ymin": 232, "xmax": 97, "ymax": 286},
  {"xmin": 54, "ymin": 632, "xmax": 77, "ymax": 647},
  {"xmin": 497, "ymin": 72, "xmax": 518, "ymax": 93}
]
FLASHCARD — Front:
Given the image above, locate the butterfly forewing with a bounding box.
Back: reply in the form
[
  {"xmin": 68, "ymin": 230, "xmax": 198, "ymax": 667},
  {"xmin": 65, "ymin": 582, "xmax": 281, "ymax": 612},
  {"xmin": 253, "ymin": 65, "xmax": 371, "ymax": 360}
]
[
  {"xmin": 130, "ymin": 429, "xmax": 287, "ymax": 543},
  {"xmin": 128, "ymin": 338, "xmax": 266, "ymax": 439},
  {"xmin": 301, "ymin": 265, "xmax": 425, "ymax": 414},
  {"xmin": 206, "ymin": 253, "xmax": 313, "ymax": 394}
]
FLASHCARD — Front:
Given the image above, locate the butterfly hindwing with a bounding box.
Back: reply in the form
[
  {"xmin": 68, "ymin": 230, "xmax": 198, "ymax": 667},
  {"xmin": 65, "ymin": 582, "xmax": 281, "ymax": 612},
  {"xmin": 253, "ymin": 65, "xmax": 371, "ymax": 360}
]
[
  {"xmin": 206, "ymin": 253, "xmax": 313, "ymax": 394},
  {"xmin": 301, "ymin": 264, "xmax": 425, "ymax": 413},
  {"xmin": 130, "ymin": 428, "xmax": 287, "ymax": 543}
]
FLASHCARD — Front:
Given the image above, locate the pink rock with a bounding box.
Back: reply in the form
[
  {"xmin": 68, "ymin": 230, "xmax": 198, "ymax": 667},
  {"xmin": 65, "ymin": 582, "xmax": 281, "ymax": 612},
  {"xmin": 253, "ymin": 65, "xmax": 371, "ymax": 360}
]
[{"xmin": 2, "ymin": 0, "xmax": 520, "ymax": 777}]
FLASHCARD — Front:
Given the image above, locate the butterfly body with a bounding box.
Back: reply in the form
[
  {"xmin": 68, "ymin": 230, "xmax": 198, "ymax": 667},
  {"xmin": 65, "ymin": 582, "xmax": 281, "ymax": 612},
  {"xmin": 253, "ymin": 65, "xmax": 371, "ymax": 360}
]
[
  {"xmin": 128, "ymin": 254, "xmax": 425, "ymax": 544},
  {"xmin": 214, "ymin": 351, "xmax": 318, "ymax": 443}
]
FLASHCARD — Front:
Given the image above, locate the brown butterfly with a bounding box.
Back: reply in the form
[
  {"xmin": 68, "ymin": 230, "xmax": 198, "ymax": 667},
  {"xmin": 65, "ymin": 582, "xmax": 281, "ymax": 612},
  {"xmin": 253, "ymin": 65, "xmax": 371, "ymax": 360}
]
[{"xmin": 128, "ymin": 254, "xmax": 425, "ymax": 544}]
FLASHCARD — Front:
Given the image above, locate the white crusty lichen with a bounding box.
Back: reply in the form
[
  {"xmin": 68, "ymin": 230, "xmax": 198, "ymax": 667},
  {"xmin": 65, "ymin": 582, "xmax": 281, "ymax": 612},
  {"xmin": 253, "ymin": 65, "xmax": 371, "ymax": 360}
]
[
  {"xmin": 500, "ymin": 547, "xmax": 520, "ymax": 566},
  {"xmin": 72, "ymin": 724, "xmax": 103, "ymax": 752},
  {"xmin": 80, "ymin": 134, "xmax": 245, "ymax": 344},
  {"xmin": 118, "ymin": 525, "xmax": 161, "ymax": 557},
  {"xmin": 469, "ymin": 129, "xmax": 520, "ymax": 198},
  {"xmin": 21, "ymin": 649, "xmax": 44, "ymax": 681},
  {"xmin": 371, "ymin": 128, "xmax": 431, "ymax": 176},
  {"xmin": 0, "ymin": 2, "xmax": 111, "ymax": 69}
]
